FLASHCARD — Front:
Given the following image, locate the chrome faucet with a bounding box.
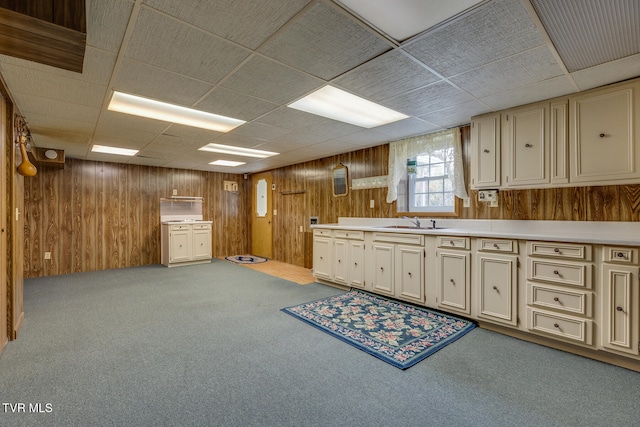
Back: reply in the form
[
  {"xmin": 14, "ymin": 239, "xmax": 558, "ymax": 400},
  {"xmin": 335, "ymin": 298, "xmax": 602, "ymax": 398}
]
[
  {"xmin": 402, "ymin": 216, "xmax": 420, "ymax": 228},
  {"xmin": 430, "ymin": 219, "xmax": 436, "ymax": 229}
]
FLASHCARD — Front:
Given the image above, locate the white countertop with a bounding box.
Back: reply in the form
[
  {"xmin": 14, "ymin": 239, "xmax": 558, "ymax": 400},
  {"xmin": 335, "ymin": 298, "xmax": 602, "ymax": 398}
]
[
  {"xmin": 311, "ymin": 218, "xmax": 640, "ymax": 246},
  {"xmin": 161, "ymin": 220, "xmax": 212, "ymax": 224}
]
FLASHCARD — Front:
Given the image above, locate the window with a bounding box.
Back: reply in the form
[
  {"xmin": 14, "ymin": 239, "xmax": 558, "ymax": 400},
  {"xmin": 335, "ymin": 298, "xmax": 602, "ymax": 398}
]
[
  {"xmin": 387, "ymin": 128, "xmax": 467, "ymax": 215},
  {"xmin": 408, "ymin": 148, "xmax": 455, "ymax": 212}
]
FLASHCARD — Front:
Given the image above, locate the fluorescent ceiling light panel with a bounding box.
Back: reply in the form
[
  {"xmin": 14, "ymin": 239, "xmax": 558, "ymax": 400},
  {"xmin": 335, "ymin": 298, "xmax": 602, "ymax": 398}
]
[
  {"xmin": 210, "ymin": 160, "xmax": 245, "ymax": 167},
  {"xmin": 337, "ymin": 0, "xmax": 484, "ymax": 41},
  {"xmin": 108, "ymin": 91, "xmax": 245, "ymax": 132},
  {"xmin": 199, "ymin": 143, "xmax": 278, "ymax": 158},
  {"xmin": 91, "ymin": 144, "xmax": 138, "ymax": 156},
  {"xmin": 288, "ymin": 86, "xmax": 408, "ymax": 128}
]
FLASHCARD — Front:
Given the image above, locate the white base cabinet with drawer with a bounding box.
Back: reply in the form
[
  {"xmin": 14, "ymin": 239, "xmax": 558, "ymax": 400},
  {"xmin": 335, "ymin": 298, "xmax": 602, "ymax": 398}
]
[
  {"xmin": 601, "ymin": 256, "xmax": 639, "ymax": 357},
  {"xmin": 312, "ymin": 229, "xmax": 333, "ymax": 280},
  {"xmin": 333, "ymin": 230, "xmax": 365, "ymax": 289},
  {"xmin": 436, "ymin": 236, "xmax": 471, "ymax": 315},
  {"xmin": 161, "ymin": 222, "xmax": 212, "ymax": 267},
  {"xmin": 368, "ymin": 232, "xmax": 425, "ymax": 304}
]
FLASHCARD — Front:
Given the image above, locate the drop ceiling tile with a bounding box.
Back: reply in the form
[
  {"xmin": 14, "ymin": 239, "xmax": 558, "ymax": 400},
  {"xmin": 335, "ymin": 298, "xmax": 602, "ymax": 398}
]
[
  {"xmin": 332, "ymin": 129, "xmax": 390, "ymax": 147},
  {"xmin": 480, "ymin": 76, "xmax": 576, "ymax": 110},
  {"xmin": 571, "ymin": 53, "xmax": 640, "ymax": 91},
  {"xmin": 15, "ymin": 94, "xmax": 101, "ymax": 123},
  {"xmin": 160, "ymin": 125, "xmax": 222, "ymax": 141},
  {"xmin": 212, "ymin": 133, "xmax": 269, "ymax": 149},
  {"xmin": 228, "ymin": 122, "xmax": 292, "ymax": 141},
  {"xmin": 126, "ymin": 156, "xmax": 171, "ymax": 167},
  {"xmin": 255, "ymin": 107, "xmax": 328, "ymax": 130},
  {"xmin": 144, "ymin": 0, "xmax": 311, "ymax": 49},
  {"xmin": 0, "ymin": 64, "xmax": 107, "ymax": 107},
  {"xmin": 531, "ymin": 0, "xmax": 640, "ymax": 72},
  {"xmin": 404, "ymin": 0, "xmax": 544, "ymax": 77},
  {"xmin": 333, "ymin": 49, "xmax": 441, "ymax": 102},
  {"xmin": 87, "ymin": 0, "xmax": 135, "ymax": 53},
  {"xmin": 195, "ymin": 86, "xmax": 279, "ymax": 121},
  {"xmin": 301, "ymin": 120, "xmax": 362, "ymax": 140},
  {"xmin": 94, "ymin": 111, "xmax": 169, "ymax": 143},
  {"xmin": 22, "ymin": 112, "xmax": 96, "ymax": 137},
  {"xmin": 126, "ymin": 7, "xmax": 250, "ymax": 83},
  {"xmin": 374, "ymin": 117, "xmax": 441, "ymax": 140},
  {"xmin": 451, "ymin": 46, "xmax": 564, "ymax": 98},
  {"xmin": 91, "ymin": 135, "xmax": 149, "ymax": 150},
  {"xmin": 258, "ymin": 1, "xmax": 391, "ymax": 80},
  {"xmin": 419, "ymin": 100, "xmax": 490, "ymax": 127},
  {"xmin": 384, "ymin": 81, "xmax": 473, "ymax": 116},
  {"xmin": 113, "ymin": 59, "xmax": 214, "ymax": 106},
  {"xmin": 220, "ymin": 55, "xmax": 323, "ymax": 105}
]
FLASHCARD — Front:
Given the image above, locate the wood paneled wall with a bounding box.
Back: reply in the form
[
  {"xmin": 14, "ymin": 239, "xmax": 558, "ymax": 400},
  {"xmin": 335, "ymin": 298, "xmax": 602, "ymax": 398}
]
[
  {"xmin": 24, "ymin": 126, "xmax": 640, "ymax": 276},
  {"xmin": 23, "ymin": 159, "xmax": 249, "ymax": 278}
]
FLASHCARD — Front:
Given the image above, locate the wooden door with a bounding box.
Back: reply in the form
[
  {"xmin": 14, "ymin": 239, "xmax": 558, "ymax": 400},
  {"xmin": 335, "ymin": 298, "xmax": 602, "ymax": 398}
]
[
  {"xmin": 0, "ymin": 94, "xmax": 7, "ymax": 352},
  {"xmin": 251, "ymin": 171, "xmax": 273, "ymax": 259}
]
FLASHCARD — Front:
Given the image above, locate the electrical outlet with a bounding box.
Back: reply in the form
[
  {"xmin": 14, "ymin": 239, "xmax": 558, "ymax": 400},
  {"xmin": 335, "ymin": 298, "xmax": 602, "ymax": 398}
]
[
  {"xmin": 172, "ymin": 189, "xmax": 178, "ymax": 196},
  {"xmin": 370, "ymin": 199, "xmax": 375, "ymax": 208},
  {"xmin": 44, "ymin": 252, "xmax": 51, "ymax": 260},
  {"xmin": 299, "ymin": 225, "xmax": 304, "ymax": 232},
  {"xmin": 463, "ymin": 197, "xmax": 470, "ymax": 207}
]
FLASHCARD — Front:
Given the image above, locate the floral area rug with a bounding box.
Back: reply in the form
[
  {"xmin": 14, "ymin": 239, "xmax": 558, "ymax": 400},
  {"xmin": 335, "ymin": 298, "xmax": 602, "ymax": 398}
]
[
  {"xmin": 224, "ymin": 255, "xmax": 267, "ymax": 264},
  {"xmin": 282, "ymin": 290, "xmax": 475, "ymax": 369}
]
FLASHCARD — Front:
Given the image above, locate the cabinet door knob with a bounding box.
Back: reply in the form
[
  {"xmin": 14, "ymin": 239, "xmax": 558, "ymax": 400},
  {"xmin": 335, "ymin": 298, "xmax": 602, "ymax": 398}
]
[
  {"xmin": 493, "ymin": 243, "xmax": 499, "ymax": 249},
  {"xmin": 483, "ymin": 149, "xmax": 490, "ymax": 153},
  {"xmin": 320, "ymin": 256, "xmax": 323, "ymax": 260},
  {"xmin": 338, "ymin": 259, "xmax": 341, "ymax": 263},
  {"xmin": 492, "ymin": 285, "xmax": 498, "ymax": 291},
  {"xmin": 450, "ymin": 279, "xmax": 455, "ymax": 285},
  {"xmin": 554, "ymin": 323, "xmax": 560, "ymax": 328},
  {"xmin": 408, "ymin": 272, "xmax": 412, "ymax": 277},
  {"xmin": 616, "ymin": 306, "xmax": 624, "ymax": 312},
  {"xmin": 553, "ymin": 270, "xmax": 560, "ymax": 275},
  {"xmin": 553, "ymin": 297, "xmax": 560, "ymax": 302},
  {"xmin": 354, "ymin": 262, "xmax": 357, "ymax": 267},
  {"xmin": 554, "ymin": 248, "xmax": 560, "ymax": 253},
  {"xmin": 599, "ymin": 133, "xmax": 605, "ymax": 138},
  {"xmin": 616, "ymin": 252, "xmax": 626, "ymax": 258},
  {"xmin": 380, "ymin": 267, "xmax": 384, "ymax": 272},
  {"xmin": 525, "ymin": 143, "xmax": 532, "ymax": 148}
]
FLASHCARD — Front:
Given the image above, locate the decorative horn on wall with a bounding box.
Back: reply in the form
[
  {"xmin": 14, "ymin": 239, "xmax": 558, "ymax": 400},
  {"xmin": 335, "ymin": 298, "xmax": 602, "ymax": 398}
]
[{"xmin": 15, "ymin": 114, "xmax": 37, "ymax": 177}]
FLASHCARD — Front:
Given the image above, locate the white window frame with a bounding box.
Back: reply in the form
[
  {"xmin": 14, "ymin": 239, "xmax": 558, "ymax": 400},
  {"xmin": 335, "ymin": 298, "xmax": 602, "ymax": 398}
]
[{"xmin": 407, "ymin": 149, "xmax": 455, "ymax": 213}]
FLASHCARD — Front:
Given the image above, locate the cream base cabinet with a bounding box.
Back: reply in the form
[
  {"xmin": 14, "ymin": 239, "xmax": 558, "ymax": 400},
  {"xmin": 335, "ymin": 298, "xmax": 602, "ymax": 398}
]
[
  {"xmin": 371, "ymin": 243, "xmax": 395, "ymax": 296},
  {"xmin": 476, "ymin": 253, "xmax": 518, "ymax": 326},
  {"xmin": 192, "ymin": 224, "xmax": 212, "ymax": 260},
  {"xmin": 332, "ymin": 230, "xmax": 365, "ymax": 289},
  {"xmin": 569, "ymin": 80, "xmax": 640, "ymax": 184},
  {"xmin": 312, "ymin": 229, "xmax": 333, "ymax": 280},
  {"xmin": 395, "ymin": 245, "xmax": 424, "ymax": 304},
  {"xmin": 161, "ymin": 222, "xmax": 212, "ymax": 267},
  {"xmin": 436, "ymin": 250, "xmax": 471, "ymax": 315},
  {"xmin": 471, "ymin": 112, "xmax": 501, "ymax": 189},
  {"xmin": 601, "ymin": 263, "xmax": 639, "ymax": 356}
]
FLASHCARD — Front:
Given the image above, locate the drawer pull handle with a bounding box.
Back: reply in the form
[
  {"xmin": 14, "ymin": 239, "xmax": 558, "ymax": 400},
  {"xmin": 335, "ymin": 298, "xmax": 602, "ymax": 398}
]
[
  {"xmin": 483, "ymin": 149, "xmax": 490, "ymax": 153},
  {"xmin": 616, "ymin": 252, "xmax": 626, "ymax": 258},
  {"xmin": 450, "ymin": 278, "xmax": 455, "ymax": 284},
  {"xmin": 616, "ymin": 306, "xmax": 624, "ymax": 312},
  {"xmin": 450, "ymin": 240, "xmax": 455, "ymax": 245},
  {"xmin": 493, "ymin": 243, "xmax": 499, "ymax": 249},
  {"xmin": 554, "ymin": 248, "xmax": 560, "ymax": 253},
  {"xmin": 492, "ymin": 286, "xmax": 499, "ymax": 292},
  {"xmin": 525, "ymin": 143, "xmax": 532, "ymax": 148},
  {"xmin": 553, "ymin": 297, "xmax": 560, "ymax": 302},
  {"xmin": 553, "ymin": 270, "xmax": 560, "ymax": 275},
  {"xmin": 553, "ymin": 323, "xmax": 560, "ymax": 328}
]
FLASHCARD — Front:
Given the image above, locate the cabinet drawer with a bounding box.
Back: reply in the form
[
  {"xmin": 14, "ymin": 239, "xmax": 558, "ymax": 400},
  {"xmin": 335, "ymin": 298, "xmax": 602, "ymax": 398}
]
[
  {"xmin": 192, "ymin": 224, "xmax": 211, "ymax": 230},
  {"xmin": 527, "ymin": 241, "xmax": 591, "ymax": 260},
  {"xmin": 437, "ymin": 236, "xmax": 470, "ymax": 250},
  {"xmin": 527, "ymin": 308, "xmax": 593, "ymax": 345},
  {"xmin": 372, "ymin": 232, "xmax": 424, "ymax": 245},
  {"xmin": 603, "ymin": 246, "xmax": 638, "ymax": 265},
  {"xmin": 527, "ymin": 259, "xmax": 592, "ymax": 289},
  {"xmin": 313, "ymin": 229, "xmax": 333, "ymax": 237},
  {"xmin": 478, "ymin": 238, "xmax": 517, "ymax": 253},
  {"xmin": 170, "ymin": 224, "xmax": 191, "ymax": 231},
  {"xmin": 334, "ymin": 230, "xmax": 364, "ymax": 240},
  {"xmin": 527, "ymin": 283, "xmax": 592, "ymax": 317}
]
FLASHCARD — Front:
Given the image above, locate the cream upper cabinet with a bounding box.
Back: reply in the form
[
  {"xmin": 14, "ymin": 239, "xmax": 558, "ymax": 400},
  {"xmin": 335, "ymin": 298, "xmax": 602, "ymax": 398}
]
[
  {"xmin": 502, "ymin": 102, "xmax": 549, "ymax": 187},
  {"xmin": 550, "ymin": 100, "xmax": 569, "ymax": 185},
  {"xmin": 471, "ymin": 112, "xmax": 501, "ymax": 189},
  {"xmin": 569, "ymin": 80, "xmax": 640, "ymax": 184}
]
